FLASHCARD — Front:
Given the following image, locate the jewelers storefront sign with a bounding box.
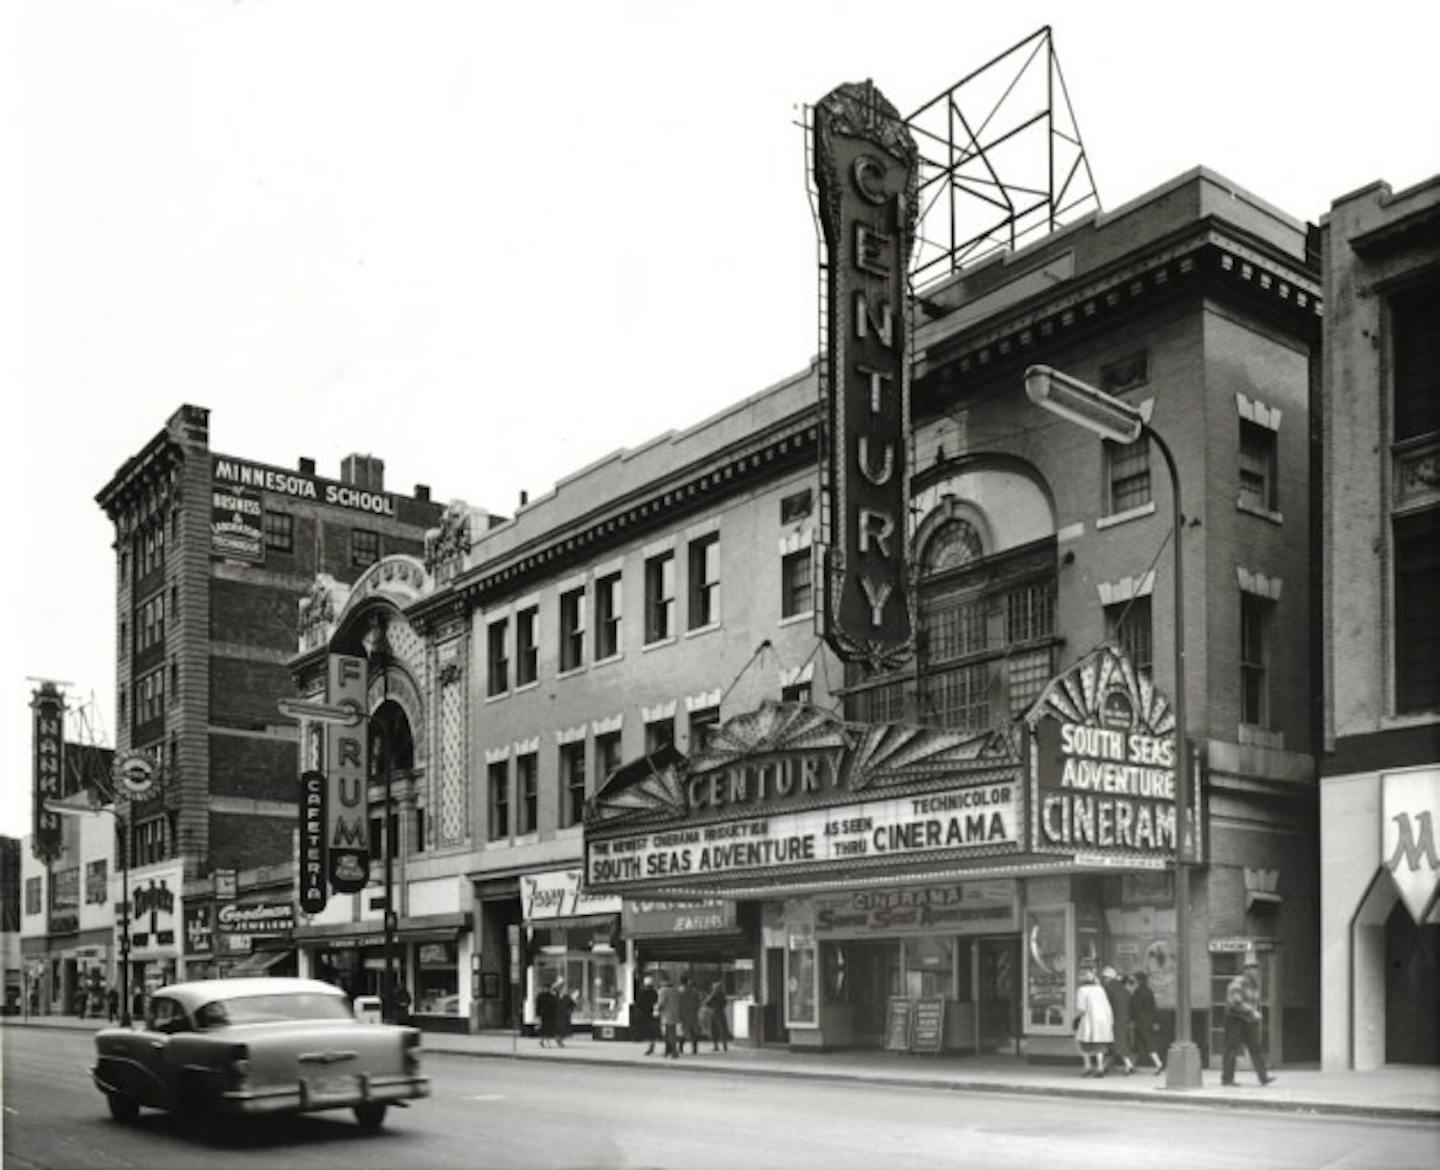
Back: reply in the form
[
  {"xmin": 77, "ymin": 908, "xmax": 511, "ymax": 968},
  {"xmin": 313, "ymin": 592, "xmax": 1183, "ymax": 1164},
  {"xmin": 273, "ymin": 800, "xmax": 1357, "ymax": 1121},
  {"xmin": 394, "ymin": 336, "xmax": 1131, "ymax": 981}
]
[{"xmin": 1026, "ymin": 644, "xmax": 1196, "ymax": 865}]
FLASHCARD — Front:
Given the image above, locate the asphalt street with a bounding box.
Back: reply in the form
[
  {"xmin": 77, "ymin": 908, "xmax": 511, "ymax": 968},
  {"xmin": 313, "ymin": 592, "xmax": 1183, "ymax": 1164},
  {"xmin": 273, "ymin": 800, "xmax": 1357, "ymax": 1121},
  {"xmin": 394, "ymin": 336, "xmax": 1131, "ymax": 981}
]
[{"xmin": 3, "ymin": 1026, "xmax": 1438, "ymax": 1169}]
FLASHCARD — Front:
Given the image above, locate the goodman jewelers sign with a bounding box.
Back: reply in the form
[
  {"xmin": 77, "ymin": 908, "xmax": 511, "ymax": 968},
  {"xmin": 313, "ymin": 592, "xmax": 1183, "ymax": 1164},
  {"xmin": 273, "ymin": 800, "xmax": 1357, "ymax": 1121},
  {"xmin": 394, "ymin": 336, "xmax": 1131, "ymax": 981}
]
[{"xmin": 1026, "ymin": 644, "xmax": 1194, "ymax": 865}]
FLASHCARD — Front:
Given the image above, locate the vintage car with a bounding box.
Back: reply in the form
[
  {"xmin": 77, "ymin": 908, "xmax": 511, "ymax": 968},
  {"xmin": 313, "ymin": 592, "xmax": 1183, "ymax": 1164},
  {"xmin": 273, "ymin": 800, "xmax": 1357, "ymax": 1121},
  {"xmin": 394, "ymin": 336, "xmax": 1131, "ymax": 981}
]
[{"xmin": 91, "ymin": 977, "xmax": 429, "ymax": 1132}]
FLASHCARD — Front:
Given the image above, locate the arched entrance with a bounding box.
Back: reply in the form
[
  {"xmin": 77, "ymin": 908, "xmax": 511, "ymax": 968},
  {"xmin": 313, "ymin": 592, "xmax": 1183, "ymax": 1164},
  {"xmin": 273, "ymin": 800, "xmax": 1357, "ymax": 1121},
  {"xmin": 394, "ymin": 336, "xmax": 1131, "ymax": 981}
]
[{"xmin": 1352, "ymin": 867, "xmax": 1440, "ymax": 1066}]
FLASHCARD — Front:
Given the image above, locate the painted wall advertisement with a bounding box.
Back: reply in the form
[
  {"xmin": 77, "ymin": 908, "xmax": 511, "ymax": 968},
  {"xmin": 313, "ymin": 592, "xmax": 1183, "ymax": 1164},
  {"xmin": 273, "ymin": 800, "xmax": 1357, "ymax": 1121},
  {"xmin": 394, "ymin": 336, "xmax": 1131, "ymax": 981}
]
[
  {"xmin": 210, "ymin": 480, "xmax": 263, "ymax": 562},
  {"xmin": 123, "ymin": 865, "xmax": 184, "ymax": 958}
]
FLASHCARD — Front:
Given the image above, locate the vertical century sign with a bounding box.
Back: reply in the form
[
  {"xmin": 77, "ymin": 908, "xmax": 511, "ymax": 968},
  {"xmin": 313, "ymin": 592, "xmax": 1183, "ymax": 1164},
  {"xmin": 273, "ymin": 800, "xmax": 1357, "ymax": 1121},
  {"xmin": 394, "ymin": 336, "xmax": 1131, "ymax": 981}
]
[
  {"xmin": 326, "ymin": 654, "xmax": 370, "ymax": 894},
  {"xmin": 30, "ymin": 683, "xmax": 65, "ymax": 863},
  {"xmin": 813, "ymin": 80, "xmax": 919, "ymax": 672}
]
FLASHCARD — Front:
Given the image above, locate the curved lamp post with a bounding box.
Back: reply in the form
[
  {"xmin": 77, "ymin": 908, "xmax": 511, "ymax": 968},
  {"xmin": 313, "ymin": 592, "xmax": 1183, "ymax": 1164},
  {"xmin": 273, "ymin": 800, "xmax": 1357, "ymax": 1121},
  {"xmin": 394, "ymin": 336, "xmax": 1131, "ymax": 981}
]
[{"xmin": 1024, "ymin": 364, "xmax": 1203, "ymax": 1090}]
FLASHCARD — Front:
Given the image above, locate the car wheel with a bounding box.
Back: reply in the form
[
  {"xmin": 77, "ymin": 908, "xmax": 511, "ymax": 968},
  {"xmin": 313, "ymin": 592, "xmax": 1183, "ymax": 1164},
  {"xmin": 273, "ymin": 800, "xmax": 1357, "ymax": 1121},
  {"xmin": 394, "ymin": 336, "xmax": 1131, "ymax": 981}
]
[
  {"xmin": 106, "ymin": 1092, "xmax": 140, "ymax": 1123},
  {"xmin": 353, "ymin": 1102, "xmax": 388, "ymax": 1132}
]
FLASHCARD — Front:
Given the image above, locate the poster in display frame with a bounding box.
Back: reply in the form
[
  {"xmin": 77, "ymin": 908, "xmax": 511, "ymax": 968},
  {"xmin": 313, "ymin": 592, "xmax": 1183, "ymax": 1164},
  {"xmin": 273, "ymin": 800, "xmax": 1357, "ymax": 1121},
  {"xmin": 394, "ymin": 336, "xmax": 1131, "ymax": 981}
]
[{"xmin": 883, "ymin": 996, "xmax": 912, "ymax": 1052}]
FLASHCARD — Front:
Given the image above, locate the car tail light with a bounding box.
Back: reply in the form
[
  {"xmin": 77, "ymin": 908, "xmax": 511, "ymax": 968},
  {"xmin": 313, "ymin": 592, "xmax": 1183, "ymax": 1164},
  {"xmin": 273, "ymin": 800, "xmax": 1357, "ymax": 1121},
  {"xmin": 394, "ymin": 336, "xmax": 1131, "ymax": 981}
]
[
  {"xmin": 403, "ymin": 1030, "xmax": 421, "ymax": 1073},
  {"xmin": 227, "ymin": 1045, "xmax": 250, "ymax": 1084}
]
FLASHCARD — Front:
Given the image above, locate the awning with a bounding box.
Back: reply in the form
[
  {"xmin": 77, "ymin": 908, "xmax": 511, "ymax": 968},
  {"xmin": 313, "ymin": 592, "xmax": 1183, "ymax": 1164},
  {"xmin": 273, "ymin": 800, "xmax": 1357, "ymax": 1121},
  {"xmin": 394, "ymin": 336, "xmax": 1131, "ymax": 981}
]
[{"xmin": 226, "ymin": 949, "xmax": 291, "ymax": 977}]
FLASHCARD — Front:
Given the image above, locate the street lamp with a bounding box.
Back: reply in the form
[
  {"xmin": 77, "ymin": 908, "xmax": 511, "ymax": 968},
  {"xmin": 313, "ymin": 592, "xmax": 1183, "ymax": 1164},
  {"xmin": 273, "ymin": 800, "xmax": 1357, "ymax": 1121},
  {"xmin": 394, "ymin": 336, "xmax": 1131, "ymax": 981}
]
[{"xmin": 1025, "ymin": 364, "xmax": 1203, "ymax": 1090}]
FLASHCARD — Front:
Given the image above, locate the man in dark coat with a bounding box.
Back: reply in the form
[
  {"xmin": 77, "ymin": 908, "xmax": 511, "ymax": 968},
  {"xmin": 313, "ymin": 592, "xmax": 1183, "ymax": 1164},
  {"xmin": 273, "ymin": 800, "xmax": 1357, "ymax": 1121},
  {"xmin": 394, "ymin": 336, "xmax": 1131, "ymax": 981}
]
[
  {"xmin": 656, "ymin": 974, "xmax": 681, "ymax": 1058},
  {"xmin": 553, "ymin": 979, "xmax": 573, "ymax": 1048},
  {"xmin": 636, "ymin": 975, "xmax": 659, "ymax": 1055},
  {"xmin": 535, "ymin": 981, "xmax": 557, "ymax": 1048},
  {"xmin": 1221, "ymin": 956, "xmax": 1274, "ymax": 1086},
  {"xmin": 1129, "ymin": 971, "xmax": 1164, "ymax": 1073},
  {"xmin": 678, "ymin": 975, "xmax": 702, "ymax": 1055},
  {"xmin": 1101, "ymin": 966, "xmax": 1135, "ymax": 1074}
]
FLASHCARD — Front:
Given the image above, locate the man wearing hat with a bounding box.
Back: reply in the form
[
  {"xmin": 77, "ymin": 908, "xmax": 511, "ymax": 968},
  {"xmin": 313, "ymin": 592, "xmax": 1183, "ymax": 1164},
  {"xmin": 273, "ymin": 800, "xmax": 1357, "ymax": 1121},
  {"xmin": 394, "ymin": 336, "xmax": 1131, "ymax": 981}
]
[
  {"xmin": 1221, "ymin": 953, "xmax": 1274, "ymax": 1087},
  {"xmin": 1100, "ymin": 966, "xmax": 1135, "ymax": 1074}
]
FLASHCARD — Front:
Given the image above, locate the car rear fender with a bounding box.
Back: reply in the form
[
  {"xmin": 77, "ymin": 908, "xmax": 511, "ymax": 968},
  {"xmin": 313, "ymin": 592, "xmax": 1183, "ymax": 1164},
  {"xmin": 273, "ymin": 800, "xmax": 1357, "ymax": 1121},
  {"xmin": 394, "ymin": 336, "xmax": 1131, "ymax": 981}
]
[{"xmin": 242, "ymin": 1021, "xmax": 411, "ymax": 1085}]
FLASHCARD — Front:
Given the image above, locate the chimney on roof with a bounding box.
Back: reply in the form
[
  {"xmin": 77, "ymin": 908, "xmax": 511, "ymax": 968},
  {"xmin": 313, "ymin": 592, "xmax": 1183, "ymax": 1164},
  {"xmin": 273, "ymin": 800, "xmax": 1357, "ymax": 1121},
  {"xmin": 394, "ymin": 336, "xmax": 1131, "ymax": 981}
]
[
  {"xmin": 414, "ymin": 484, "xmax": 431, "ymax": 502},
  {"xmin": 298, "ymin": 457, "xmax": 316, "ymax": 475},
  {"xmin": 341, "ymin": 454, "xmax": 385, "ymax": 491},
  {"xmin": 167, "ymin": 404, "xmax": 210, "ymax": 447}
]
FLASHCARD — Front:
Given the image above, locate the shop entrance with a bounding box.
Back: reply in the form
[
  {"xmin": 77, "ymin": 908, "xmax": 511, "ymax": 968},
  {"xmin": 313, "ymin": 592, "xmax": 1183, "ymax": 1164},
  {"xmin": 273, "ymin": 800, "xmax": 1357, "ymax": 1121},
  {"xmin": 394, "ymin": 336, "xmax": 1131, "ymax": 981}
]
[
  {"xmin": 976, "ymin": 937, "xmax": 1021, "ymax": 1052},
  {"xmin": 841, "ymin": 940, "xmax": 901, "ymax": 1044},
  {"xmin": 1386, "ymin": 901, "xmax": 1439, "ymax": 1065}
]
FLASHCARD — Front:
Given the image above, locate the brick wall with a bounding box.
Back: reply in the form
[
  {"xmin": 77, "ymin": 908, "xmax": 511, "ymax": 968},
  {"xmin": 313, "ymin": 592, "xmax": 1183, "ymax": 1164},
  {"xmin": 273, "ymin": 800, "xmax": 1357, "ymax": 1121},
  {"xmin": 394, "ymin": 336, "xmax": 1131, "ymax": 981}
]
[
  {"xmin": 209, "ymin": 733, "xmax": 297, "ymax": 803},
  {"xmin": 208, "ymin": 812, "xmax": 294, "ymax": 872},
  {"xmin": 211, "ymin": 578, "xmax": 301, "ymax": 651},
  {"xmin": 210, "ymin": 657, "xmax": 295, "ymax": 730}
]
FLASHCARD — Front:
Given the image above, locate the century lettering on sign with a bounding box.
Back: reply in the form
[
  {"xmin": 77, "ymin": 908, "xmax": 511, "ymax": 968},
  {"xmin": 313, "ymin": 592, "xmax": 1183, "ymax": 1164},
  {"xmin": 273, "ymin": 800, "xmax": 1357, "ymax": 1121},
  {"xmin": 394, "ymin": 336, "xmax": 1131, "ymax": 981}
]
[{"xmin": 813, "ymin": 80, "xmax": 919, "ymax": 672}]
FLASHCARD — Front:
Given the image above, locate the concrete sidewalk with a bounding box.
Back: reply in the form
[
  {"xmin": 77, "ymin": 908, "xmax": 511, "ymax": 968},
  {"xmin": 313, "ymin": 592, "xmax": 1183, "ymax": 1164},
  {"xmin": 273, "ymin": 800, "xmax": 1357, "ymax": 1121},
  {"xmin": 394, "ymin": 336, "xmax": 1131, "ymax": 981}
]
[{"xmin": 7, "ymin": 1013, "xmax": 1438, "ymax": 1123}]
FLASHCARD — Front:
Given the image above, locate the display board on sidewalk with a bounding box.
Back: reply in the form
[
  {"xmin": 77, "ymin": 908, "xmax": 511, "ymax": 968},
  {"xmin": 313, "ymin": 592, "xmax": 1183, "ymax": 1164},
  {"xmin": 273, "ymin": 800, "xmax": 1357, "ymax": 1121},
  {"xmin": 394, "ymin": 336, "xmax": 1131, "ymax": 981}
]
[
  {"xmin": 912, "ymin": 997, "xmax": 946, "ymax": 1054},
  {"xmin": 884, "ymin": 996, "xmax": 912, "ymax": 1052}
]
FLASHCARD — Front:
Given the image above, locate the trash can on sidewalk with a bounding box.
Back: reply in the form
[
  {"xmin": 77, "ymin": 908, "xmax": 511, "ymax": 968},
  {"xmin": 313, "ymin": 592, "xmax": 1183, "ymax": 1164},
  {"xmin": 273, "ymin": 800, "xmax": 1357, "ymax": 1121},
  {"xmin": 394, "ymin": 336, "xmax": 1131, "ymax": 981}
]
[{"xmin": 354, "ymin": 995, "xmax": 383, "ymax": 1025}]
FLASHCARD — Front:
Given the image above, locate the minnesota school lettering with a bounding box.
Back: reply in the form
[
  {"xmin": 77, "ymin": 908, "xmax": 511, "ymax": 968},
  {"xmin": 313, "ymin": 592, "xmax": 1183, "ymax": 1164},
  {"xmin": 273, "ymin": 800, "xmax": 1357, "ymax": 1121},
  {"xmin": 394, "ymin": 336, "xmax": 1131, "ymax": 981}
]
[{"xmin": 213, "ymin": 458, "xmax": 395, "ymax": 516}]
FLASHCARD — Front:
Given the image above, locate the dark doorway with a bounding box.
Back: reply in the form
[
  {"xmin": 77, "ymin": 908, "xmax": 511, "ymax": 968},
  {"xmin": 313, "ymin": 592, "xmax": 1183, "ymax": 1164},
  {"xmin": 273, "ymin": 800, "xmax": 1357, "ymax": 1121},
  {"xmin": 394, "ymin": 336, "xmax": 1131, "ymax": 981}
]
[
  {"xmin": 977, "ymin": 937, "xmax": 1021, "ymax": 1052},
  {"xmin": 1386, "ymin": 901, "xmax": 1440, "ymax": 1065},
  {"xmin": 841, "ymin": 940, "xmax": 901, "ymax": 1044}
]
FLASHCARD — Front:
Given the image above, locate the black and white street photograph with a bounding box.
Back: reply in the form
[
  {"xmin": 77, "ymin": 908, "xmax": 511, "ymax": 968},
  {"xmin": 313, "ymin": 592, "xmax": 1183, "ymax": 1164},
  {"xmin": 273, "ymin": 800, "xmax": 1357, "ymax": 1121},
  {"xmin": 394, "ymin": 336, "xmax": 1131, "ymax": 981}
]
[{"xmin": 4, "ymin": 2, "xmax": 1438, "ymax": 1167}]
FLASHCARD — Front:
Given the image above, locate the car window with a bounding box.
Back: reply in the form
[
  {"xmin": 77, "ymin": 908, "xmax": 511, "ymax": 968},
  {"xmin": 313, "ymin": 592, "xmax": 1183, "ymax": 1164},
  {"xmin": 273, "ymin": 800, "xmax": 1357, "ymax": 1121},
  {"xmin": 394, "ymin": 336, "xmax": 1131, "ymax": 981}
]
[
  {"xmin": 199, "ymin": 992, "xmax": 354, "ymax": 1025},
  {"xmin": 149, "ymin": 995, "xmax": 190, "ymax": 1034}
]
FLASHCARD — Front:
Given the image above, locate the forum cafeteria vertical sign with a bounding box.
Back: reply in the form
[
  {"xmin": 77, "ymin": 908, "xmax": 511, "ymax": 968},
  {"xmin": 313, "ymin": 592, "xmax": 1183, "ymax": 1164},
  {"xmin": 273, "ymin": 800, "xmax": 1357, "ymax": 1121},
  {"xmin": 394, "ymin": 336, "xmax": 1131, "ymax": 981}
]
[
  {"xmin": 326, "ymin": 654, "xmax": 370, "ymax": 894},
  {"xmin": 813, "ymin": 80, "xmax": 919, "ymax": 672}
]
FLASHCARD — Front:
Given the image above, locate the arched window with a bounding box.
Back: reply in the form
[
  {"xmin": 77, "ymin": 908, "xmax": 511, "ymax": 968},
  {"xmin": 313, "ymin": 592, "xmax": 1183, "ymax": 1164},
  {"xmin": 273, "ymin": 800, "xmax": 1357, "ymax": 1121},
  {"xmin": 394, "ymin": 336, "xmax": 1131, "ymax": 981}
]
[
  {"xmin": 921, "ymin": 518, "xmax": 984, "ymax": 574},
  {"xmin": 369, "ymin": 699, "xmax": 414, "ymax": 779}
]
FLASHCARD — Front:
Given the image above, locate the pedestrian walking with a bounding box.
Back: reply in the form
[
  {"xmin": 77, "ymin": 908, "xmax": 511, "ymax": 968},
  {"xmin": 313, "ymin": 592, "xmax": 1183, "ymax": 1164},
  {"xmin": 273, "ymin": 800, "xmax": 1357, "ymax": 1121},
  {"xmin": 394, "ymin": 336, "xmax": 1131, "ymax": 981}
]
[
  {"xmin": 1101, "ymin": 966, "xmax": 1135, "ymax": 1074},
  {"xmin": 1221, "ymin": 955, "xmax": 1274, "ymax": 1087},
  {"xmin": 1073, "ymin": 966, "xmax": 1114, "ymax": 1077},
  {"xmin": 703, "ymin": 981, "xmax": 730, "ymax": 1052},
  {"xmin": 678, "ymin": 975, "xmax": 702, "ymax": 1055},
  {"xmin": 1129, "ymin": 971, "xmax": 1164, "ymax": 1074},
  {"xmin": 392, "ymin": 982, "xmax": 413, "ymax": 1025},
  {"xmin": 106, "ymin": 986, "xmax": 119, "ymax": 1023},
  {"xmin": 553, "ymin": 980, "xmax": 574, "ymax": 1048},
  {"xmin": 535, "ymin": 980, "xmax": 557, "ymax": 1048},
  {"xmin": 636, "ymin": 975, "xmax": 659, "ymax": 1055},
  {"xmin": 131, "ymin": 988, "xmax": 146, "ymax": 1025},
  {"xmin": 656, "ymin": 974, "xmax": 681, "ymax": 1058}
]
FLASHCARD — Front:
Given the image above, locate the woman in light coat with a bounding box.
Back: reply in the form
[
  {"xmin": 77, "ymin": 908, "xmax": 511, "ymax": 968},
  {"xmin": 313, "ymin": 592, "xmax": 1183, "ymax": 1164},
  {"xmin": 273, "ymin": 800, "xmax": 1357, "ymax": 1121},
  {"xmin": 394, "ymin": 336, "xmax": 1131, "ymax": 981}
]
[{"xmin": 1074, "ymin": 966, "xmax": 1115, "ymax": 1076}]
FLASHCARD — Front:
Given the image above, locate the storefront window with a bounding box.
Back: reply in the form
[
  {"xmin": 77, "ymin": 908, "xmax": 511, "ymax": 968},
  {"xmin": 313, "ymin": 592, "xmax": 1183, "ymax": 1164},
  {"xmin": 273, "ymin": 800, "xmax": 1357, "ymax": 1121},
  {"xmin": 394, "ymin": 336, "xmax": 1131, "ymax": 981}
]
[
  {"xmin": 532, "ymin": 927, "xmax": 623, "ymax": 1024},
  {"xmin": 904, "ymin": 935, "xmax": 955, "ymax": 998},
  {"xmin": 1025, "ymin": 905, "xmax": 1071, "ymax": 1031},
  {"xmin": 416, "ymin": 941, "xmax": 459, "ymax": 1016},
  {"xmin": 786, "ymin": 930, "xmax": 818, "ymax": 1027}
]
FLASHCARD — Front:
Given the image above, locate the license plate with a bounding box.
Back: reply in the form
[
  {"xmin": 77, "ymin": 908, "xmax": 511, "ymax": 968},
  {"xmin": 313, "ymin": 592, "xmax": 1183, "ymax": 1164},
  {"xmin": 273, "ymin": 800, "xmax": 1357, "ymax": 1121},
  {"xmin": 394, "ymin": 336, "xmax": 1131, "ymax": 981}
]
[{"xmin": 305, "ymin": 1075, "xmax": 357, "ymax": 1102}]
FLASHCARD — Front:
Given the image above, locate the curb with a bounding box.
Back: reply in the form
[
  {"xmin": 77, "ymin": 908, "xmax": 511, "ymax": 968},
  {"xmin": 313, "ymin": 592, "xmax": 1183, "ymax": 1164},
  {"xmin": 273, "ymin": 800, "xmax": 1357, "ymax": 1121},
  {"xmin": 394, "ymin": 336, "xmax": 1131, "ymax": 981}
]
[{"xmin": 421, "ymin": 1043, "xmax": 1440, "ymax": 1124}]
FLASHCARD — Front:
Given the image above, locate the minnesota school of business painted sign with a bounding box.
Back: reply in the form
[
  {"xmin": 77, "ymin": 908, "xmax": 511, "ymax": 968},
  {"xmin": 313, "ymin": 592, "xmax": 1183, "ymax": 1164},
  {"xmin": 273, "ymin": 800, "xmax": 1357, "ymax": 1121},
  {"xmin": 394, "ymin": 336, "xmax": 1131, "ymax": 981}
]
[{"xmin": 212, "ymin": 457, "xmax": 396, "ymax": 516}]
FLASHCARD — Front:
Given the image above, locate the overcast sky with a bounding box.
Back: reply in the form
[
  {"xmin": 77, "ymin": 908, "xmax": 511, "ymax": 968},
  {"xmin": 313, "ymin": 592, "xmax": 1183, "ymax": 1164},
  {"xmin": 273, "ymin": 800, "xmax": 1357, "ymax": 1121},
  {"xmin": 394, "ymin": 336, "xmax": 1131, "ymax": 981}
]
[{"xmin": 6, "ymin": 0, "xmax": 1437, "ymax": 839}]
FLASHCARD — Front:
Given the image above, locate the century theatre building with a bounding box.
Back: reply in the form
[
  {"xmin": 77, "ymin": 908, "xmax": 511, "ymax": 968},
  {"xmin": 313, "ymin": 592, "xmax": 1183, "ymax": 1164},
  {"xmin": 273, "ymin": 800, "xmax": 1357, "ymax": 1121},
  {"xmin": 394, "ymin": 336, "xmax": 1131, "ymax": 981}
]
[{"xmin": 577, "ymin": 153, "xmax": 1322, "ymax": 1065}]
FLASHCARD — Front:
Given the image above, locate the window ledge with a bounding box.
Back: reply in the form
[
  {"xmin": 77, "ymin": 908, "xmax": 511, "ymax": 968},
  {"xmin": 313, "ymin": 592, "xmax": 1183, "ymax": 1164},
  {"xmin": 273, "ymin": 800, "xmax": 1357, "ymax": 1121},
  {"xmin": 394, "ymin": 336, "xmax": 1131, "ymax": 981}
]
[
  {"xmin": 1237, "ymin": 499, "xmax": 1283, "ymax": 524},
  {"xmin": 1381, "ymin": 711, "xmax": 1440, "ymax": 731},
  {"xmin": 643, "ymin": 636, "xmax": 677, "ymax": 653},
  {"xmin": 484, "ymin": 690, "xmax": 510, "ymax": 705},
  {"xmin": 513, "ymin": 832, "xmax": 540, "ymax": 846},
  {"xmin": 556, "ymin": 825, "xmax": 583, "ymax": 840},
  {"xmin": 1096, "ymin": 501, "xmax": 1156, "ymax": 530},
  {"xmin": 514, "ymin": 680, "xmax": 540, "ymax": 694},
  {"xmin": 556, "ymin": 664, "xmax": 586, "ymax": 681},
  {"xmin": 485, "ymin": 836, "xmax": 513, "ymax": 849},
  {"xmin": 685, "ymin": 622, "xmax": 721, "ymax": 640},
  {"xmin": 779, "ymin": 610, "xmax": 814, "ymax": 627},
  {"xmin": 593, "ymin": 652, "xmax": 624, "ymax": 668},
  {"xmin": 1238, "ymin": 723, "xmax": 1285, "ymax": 750}
]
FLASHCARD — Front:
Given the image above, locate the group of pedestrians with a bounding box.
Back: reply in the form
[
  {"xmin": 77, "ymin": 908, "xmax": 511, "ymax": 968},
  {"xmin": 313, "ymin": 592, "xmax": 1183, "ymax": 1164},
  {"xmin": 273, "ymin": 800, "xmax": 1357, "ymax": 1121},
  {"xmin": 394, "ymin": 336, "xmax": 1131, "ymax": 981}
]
[
  {"xmin": 636, "ymin": 973, "xmax": 730, "ymax": 1058},
  {"xmin": 533, "ymin": 978, "xmax": 576, "ymax": 1047},
  {"xmin": 1073, "ymin": 965, "xmax": 1164, "ymax": 1077}
]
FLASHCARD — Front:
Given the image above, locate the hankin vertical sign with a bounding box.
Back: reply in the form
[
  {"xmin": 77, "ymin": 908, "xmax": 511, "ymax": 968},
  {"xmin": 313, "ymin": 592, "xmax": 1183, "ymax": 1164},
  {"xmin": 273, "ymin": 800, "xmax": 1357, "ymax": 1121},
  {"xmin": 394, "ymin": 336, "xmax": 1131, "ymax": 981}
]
[
  {"xmin": 326, "ymin": 654, "xmax": 370, "ymax": 894},
  {"xmin": 813, "ymin": 80, "xmax": 919, "ymax": 672},
  {"xmin": 30, "ymin": 684, "xmax": 65, "ymax": 864}
]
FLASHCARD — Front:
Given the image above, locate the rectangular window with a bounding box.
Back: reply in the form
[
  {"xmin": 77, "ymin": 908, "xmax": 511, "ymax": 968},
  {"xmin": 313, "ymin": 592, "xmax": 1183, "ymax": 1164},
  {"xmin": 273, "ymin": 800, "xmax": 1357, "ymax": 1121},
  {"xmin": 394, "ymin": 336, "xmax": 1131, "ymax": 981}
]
[
  {"xmin": 134, "ymin": 817, "xmax": 167, "ymax": 867},
  {"xmin": 134, "ymin": 593, "xmax": 166, "ymax": 654},
  {"xmin": 263, "ymin": 510, "xmax": 294, "ymax": 552},
  {"xmin": 516, "ymin": 753, "xmax": 538, "ymax": 835},
  {"xmin": 487, "ymin": 619, "xmax": 509, "ymax": 696},
  {"xmin": 1395, "ymin": 508, "xmax": 1440, "ymax": 712},
  {"xmin": 1239, "ymin": 421, "xmax": 1277, "ymax": 512},
  {"xmin": 135, "ymin": 666, "xmax": 166, "ymax": 727},
  {"xmin": 781, "ymin": 549, "xmax": 813, "ymax": 618},
  {"xmin": 595, "ymin": 572, "xmax": 622, "ymax": 660},
  {"xmin": 1392, "ymin": 273, "xmax": 1440, "ymax": 441},
  {"xmin": 645, "ymin": 551, "xmax": 675, "ymax": 642},
  {"xmin": 134, "ymin": 522, "xmax": 166, "ymax": 580},
  {"xmin": 1101, "ymin": 351, "xmax": 1150, "ymax": 394},
  {"xmin": 1106, "ymin": 596, "xmax": 1153, "ymax": 676},
  {"xmin": 487, "ymin": 761, "xmax": 509, "ymax": 841},
  {"xmin": 351, "ymin": 528, "xmax": 380, "ymax": 567},
  {"xmin": 781, "ymin": 682, "xmax": 812, "ymax": 705},
  {"xmin": 1006, "ymin": 581, "xmax": 1055, "ymax": 645},
  {"xmin": 1106, "ymin": 439, "xmax": 1152, "ymax": 513},
  {"xmin": 595, "ymin": 730, "xmax": 623, "ymax": 786},
  {"xmin": 560, "ymin": 741, "xmax": 587, "ymax": 828},
  {"xmin": 780, "ymin": 488, "xmax": 814, "ymax": 524},
  {"xmin": 926, "ymin": 663, "xmax": 989, "ymax": 732},
  {"xmin": 559, "ymin": 587, "xmax": 586, "ymax": 672},
  {"xmin": 1240, "ymin": 593, "xmax": 1272, "ymax": 727},
  {"xmin": 926, "ymin": 598, "xmax": 986, "ymax": 660},
  {"xmin": 1007, "ymin": 648, "xmax": 1052, "ymax": 715},
  {"xmin": 412, "ymin": 806, "xmax": 426, "ymax": 854},
  {"xmin": 515, "ymin": 606, "xmax": 539, "ymax": 686},
  {"xmin": 689, "ymin": 707, "xmax": 720, "ymax": 753},
  {"xmin": 25, "ymin": 876, "xmax": 41, "ymax": 916},
  {"xmin": 645, "ymin": 718, "xmax": 675, "ymax": 754},
  {"xmin": 688, "ymin": 533, "xmax": 720, "ymax": 629}
]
